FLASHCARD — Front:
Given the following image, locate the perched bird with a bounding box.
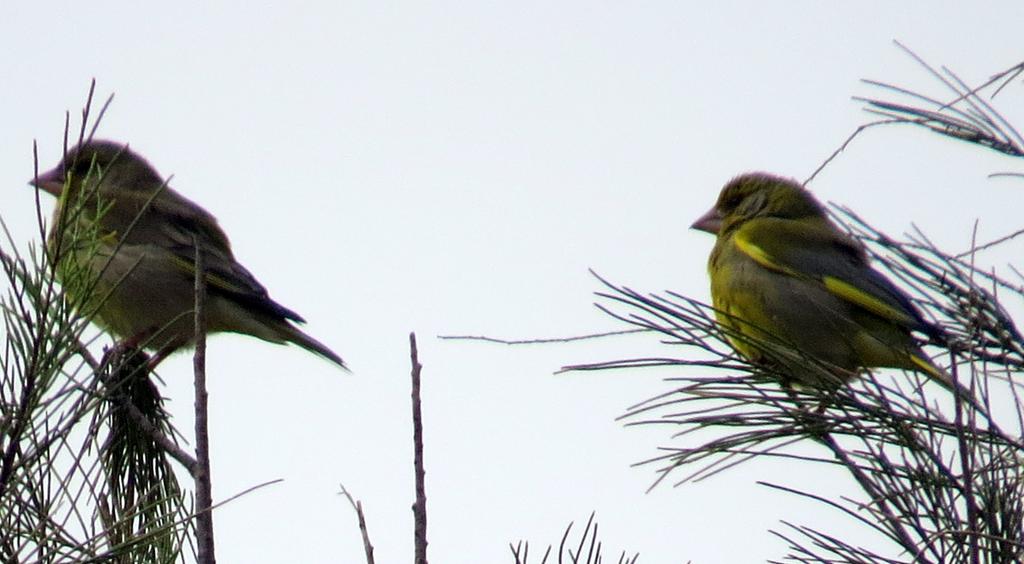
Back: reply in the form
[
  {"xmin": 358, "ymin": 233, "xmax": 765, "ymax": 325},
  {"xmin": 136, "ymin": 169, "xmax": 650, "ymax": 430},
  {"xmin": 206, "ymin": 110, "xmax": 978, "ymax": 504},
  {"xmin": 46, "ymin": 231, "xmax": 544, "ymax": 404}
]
[
  {"xmin": 30, "ymin": 140, "xmax": 347, "ymax": 370},
  {"xmin": 691, "ymin": 172, "xmax": 953, "ymax": 393}
]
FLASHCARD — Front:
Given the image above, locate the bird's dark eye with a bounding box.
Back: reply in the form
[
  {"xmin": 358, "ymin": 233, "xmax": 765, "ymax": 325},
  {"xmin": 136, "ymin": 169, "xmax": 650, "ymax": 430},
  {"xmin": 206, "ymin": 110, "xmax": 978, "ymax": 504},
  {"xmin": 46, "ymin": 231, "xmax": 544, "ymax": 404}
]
[
  {"xmin": 69, "ymin": 157, "xmax": 98, "ymax": 179},
  {"xmin": 721, "ymin": 192, "xmax": 744, "ymax": 211}
]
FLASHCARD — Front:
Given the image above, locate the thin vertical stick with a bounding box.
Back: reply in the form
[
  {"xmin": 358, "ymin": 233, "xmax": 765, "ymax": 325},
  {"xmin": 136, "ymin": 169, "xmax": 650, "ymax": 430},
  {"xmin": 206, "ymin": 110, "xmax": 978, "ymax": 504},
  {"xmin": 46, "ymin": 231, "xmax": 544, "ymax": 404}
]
[
  {"xmin": 339, "ymin": 485, "xmax": 376, "ymax": 564},
  {"xmin": 410, "ymin": 333, "xmax": 428, "ymax": 564},
  {"xmin": 193, "ymin": 238, "xmax": 216, "ymax": 563}
]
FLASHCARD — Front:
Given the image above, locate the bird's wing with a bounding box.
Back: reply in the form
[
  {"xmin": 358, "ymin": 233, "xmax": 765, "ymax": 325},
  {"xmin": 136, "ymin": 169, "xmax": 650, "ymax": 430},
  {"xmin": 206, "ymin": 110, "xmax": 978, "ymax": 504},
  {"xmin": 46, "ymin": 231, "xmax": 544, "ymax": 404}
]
[
  {"xmin": 732, "ymin": 217, "xmax": 931, "ymax": 332},
  {"xmin": 108, "ymin": 189, "xmax": 306, "ymax": 323}
]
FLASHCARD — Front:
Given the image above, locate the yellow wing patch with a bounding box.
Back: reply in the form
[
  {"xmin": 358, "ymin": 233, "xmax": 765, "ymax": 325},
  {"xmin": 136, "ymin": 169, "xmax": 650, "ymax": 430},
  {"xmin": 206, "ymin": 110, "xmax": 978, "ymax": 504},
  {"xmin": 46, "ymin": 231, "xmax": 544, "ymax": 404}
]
[
  {"xmin": 822, "ymin": 275, "xmax": 915, "ymax": 326},
  {"xmin": 909, "ymin": 354, "xmax": 946, "ymax": 382},
  {"xmin": 169, "ymin": 254, "xmax": 247, "ymax": 295},
  {"xmin": 733, "ymin": 232, "xmax": 800, "ymax": 277},
  {"xmin": 735, "ymin": 229, "xmax": 917, "ymax": 327}
]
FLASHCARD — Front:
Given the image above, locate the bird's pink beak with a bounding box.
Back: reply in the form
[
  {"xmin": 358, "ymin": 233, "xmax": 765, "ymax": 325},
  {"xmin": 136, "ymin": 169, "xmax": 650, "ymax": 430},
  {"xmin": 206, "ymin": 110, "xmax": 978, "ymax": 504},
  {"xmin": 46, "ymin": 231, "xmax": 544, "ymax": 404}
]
[
  {"xmin": 691, "ymin": 207, "xmax": 723, "ymax": 234},
  {"xmin": 29, "ymin": 166, "xmax": 66, "ymax": 197}
]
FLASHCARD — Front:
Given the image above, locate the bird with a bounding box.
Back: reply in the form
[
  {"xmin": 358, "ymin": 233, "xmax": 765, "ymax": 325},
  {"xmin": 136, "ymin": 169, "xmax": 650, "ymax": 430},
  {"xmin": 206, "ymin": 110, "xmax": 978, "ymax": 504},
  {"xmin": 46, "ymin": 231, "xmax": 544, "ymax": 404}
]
[
  {"xmin": 691, "ymin": 172, "xmax": 956, "ymax": 394},
  {"xmin": 30, "ymin": 139, "xmax": 347, "ymax": 370}
]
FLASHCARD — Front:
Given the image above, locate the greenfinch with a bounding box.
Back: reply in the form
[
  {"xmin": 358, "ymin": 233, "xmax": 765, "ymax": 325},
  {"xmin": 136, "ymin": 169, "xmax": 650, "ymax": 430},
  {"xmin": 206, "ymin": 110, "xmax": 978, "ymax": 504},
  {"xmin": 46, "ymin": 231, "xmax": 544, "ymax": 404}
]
[
  {"xmin": 31, "ymin": 140, "xmax": 347, "ymax": 369},
  {"xmin": 692, "ymin": 172, "xmax": 953, "ymax": 392}
]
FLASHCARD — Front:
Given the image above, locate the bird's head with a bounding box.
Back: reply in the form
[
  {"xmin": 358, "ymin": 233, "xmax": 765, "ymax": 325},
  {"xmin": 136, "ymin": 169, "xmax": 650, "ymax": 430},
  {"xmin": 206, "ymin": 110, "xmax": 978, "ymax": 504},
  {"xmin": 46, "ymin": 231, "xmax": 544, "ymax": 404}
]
[
  {"xmin": 29, "ymin": 140, "xmax": 163, "ymax": 202},
  {"xmin": 691, "ymin": 173, "xmax": 826, "ymax": 235}
]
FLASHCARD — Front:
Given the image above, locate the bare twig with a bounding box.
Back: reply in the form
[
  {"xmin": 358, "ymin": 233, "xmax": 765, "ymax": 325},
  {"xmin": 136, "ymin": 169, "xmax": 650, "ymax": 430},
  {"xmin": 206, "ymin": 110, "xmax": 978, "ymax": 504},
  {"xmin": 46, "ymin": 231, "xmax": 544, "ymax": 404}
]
[
  {"xmin": 955, "ymin": 227, "xmax": 1024, "ymax": 259},
  {"xmin": 857, "ymin": 46, "xmax": 1024, "ymax": 159},
  {"xmin": 339, "ymin": 484, "xmax": 375, "ymax": 564},
  {"xmin": 410, "ymin": 333, "xmax": 428, "ymax": 564},
  {"xmin": 192, "ymin": 238, "xmax": 215, "ymax": 564},
  {"xmin": 510, "ymin": 513, "xmax": 641, "ymax": 564},
  {"xmin": 806, "ymin": 119, "xmax": 897, "ymax": 185},
  {"xmin": 439, "ymin": 328, "xmax": 647, "ymax": 345}
]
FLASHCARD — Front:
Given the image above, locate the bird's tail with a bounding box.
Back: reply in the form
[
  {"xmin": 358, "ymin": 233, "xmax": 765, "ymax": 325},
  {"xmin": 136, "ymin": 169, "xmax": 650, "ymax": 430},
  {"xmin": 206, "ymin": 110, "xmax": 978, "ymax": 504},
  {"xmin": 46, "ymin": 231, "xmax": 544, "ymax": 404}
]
[{"xmin": 275, "ymin": 322, "xmax": 349, "ymax": 371}]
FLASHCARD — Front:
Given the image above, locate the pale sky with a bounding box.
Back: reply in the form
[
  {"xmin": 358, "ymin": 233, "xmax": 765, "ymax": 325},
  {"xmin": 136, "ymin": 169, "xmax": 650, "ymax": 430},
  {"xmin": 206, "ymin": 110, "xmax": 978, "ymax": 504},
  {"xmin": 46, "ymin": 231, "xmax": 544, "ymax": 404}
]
[{"xmin": 2, "ymin": 2, "xmax": 1022, "ymax": 562}]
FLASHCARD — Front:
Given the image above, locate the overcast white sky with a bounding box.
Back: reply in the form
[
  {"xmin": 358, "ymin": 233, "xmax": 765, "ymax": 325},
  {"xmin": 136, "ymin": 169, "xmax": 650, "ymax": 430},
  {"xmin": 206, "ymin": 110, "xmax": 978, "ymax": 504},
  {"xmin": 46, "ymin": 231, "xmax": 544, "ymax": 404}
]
[{"xmin": 2, "ymin": 2, "xmax": 1022, "ymax": 562}]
